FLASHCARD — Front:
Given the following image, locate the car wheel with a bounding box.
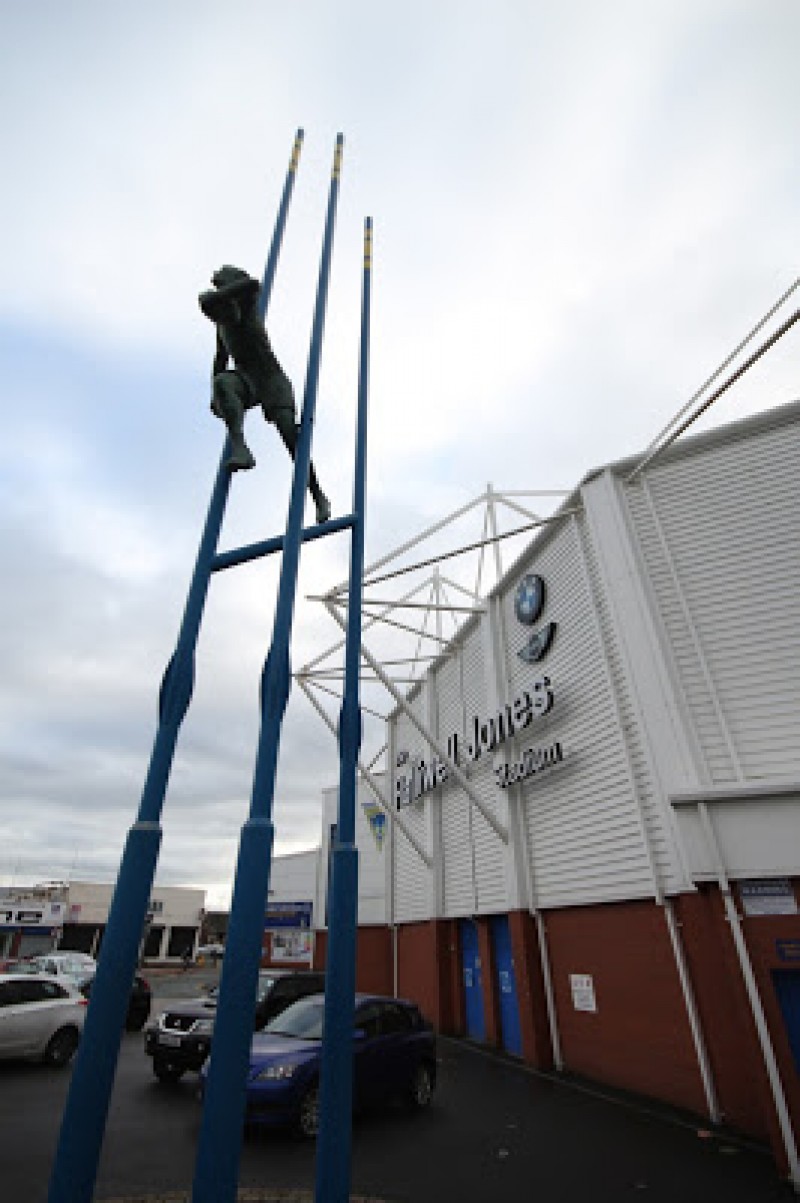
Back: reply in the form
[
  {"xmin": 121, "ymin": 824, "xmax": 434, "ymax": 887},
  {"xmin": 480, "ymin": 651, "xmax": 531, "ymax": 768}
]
[
  {"xmin": 44, "ymin": 1027, "xmax": 80, "ymax": 1068},
  {"xmin": 153, "ymin": 1057, "xmax": 185, "ymax": 1083},
  {"xmin": 408, "ymin": 1062, "xmax": 434, "ymax": 1109},
  {"xmin": 297, "ymin": 1082, "xmax": 320, "ymax": 1139}
]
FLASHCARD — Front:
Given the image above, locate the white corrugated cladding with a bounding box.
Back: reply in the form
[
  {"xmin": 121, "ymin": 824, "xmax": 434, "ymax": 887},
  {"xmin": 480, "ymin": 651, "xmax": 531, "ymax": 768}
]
[
  {"xmin": 624, "ymin": 412, "xmax": 800, "ymax": 786},
  {"xmin": 457, "ymin": 619, "xmax": 508, "ymax": 913},
  {"xmin": 500, "ymin": 516, "xmax": 657, "ymax": 907},
  {"xmin": 392, "ymin": 684, "xmax": 434, "ymax": 923},
  {"xmin": 435, "ymin": 649, "xmax": 477, "ymax": 916},
  {"xmin": 577, "ymin": 518, "xmax": 684, "ymax": 892}
]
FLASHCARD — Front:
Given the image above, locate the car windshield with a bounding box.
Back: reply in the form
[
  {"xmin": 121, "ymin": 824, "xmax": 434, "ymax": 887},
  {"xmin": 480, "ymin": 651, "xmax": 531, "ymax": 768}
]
[
  {"xmin": 264, "ymin": 997, "xmax": 325, "ymax": 1040},
  {"xmin": 15, "ymin": 960, "xmax": 45, "ymax": 975},
  {"xmin": 257, "ymin": 973, "xmax": 280, "ymax": 1001},
  {"xmin": 205, "ymin": 975, "xmax": 279, "ymax": 1005}
]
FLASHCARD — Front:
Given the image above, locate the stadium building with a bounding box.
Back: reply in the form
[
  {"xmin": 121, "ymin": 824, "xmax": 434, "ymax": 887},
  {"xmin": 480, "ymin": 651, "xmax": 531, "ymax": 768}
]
[{"xmin": 308, "ymin": 399, "xmax": 800, "ymax": 1184}]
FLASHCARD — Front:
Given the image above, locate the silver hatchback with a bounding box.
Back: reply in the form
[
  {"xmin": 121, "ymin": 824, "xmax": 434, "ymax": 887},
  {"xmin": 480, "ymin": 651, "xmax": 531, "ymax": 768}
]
[{"xmin": 0, "ymin": 973, "xmax": 88, "ymax": 1065}]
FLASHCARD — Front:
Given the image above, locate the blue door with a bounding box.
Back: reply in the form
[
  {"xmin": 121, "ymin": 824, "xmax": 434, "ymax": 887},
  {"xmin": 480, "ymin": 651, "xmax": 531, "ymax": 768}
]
[
  {"xmin": 490, "ymin": 915, "xmax": 523, "ymax": 1057},
  {"xmin": 772, "ymin": 969, "xmax": 800, "ymax": 1074},
  {"xmin": 460, "ymin": 920, "xmax": 485, "ymax": 1041}
]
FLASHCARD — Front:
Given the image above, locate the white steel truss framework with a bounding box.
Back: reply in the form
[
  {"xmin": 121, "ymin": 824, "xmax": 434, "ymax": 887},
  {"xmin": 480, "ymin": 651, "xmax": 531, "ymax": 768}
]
[{"xmin": 295, "ymin": 486, "xmax": 569, "ymax": 864}]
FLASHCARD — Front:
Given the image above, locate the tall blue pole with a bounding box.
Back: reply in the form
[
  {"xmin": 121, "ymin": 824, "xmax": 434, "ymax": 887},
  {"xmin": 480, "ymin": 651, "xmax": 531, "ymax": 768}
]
[
  {"xmin": 46, "ymin": 129, "xmax": 305, "ymax": 1203},
  {"xmin": 191, "ymin": 133, "xmax": 344, "ymax": 1203},
  {"xmin": 258, "ymin": 129, "xmax": 304, "ymax": 319},
  {"xmin": 314, "ymin": 217, "xmax": 372, "ymax": 1203}
]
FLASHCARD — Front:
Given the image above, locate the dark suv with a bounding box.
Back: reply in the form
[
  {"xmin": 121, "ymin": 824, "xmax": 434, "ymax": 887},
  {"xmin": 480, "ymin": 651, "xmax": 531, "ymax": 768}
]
[{"xmin": 144, "ymin": 970, "xmax": 325, "ymax": 1082}]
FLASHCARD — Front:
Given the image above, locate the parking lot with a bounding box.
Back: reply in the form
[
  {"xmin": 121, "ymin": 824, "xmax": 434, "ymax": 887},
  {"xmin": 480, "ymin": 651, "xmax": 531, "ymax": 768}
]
[{"xmin": 0, "ymin": 968, "xmax": 794, "ymax": 1203}]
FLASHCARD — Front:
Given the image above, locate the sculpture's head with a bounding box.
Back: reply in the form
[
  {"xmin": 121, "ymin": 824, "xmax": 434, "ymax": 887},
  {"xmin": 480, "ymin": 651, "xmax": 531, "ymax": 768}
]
[{"xmin": 212, "ymin": 265, "xmax": 252, "ymax": 289}]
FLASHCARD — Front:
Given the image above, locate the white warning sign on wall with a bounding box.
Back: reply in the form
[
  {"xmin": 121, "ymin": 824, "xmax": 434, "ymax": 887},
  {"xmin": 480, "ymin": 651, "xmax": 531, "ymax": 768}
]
[{"xmin": 570, "ymin": 973, "xmax": 598, "ymax": 1013}]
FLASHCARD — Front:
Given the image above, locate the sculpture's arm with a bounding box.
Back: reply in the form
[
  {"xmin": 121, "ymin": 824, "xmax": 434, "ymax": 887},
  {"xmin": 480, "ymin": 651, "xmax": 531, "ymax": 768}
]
[
  {"xmin": 199, "ymin": 277, "xmax": 260, "ymax": 328},
  {"xmin": 211, "ymin": 277, "xmax": 260, "ymax": 305},
  {"xmin": 212, "ymin": 331, "xmax": 229, "ymax": 378},
  {"xmin": 208, "ymin": 333, "xmax": 229, "ymax": 416}
]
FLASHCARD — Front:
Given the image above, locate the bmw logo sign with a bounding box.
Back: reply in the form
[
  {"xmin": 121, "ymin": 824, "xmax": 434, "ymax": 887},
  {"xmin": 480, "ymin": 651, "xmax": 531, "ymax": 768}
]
[{"xmin": 514, "ymin": 574, "xmax": 545, "ymax": 627}]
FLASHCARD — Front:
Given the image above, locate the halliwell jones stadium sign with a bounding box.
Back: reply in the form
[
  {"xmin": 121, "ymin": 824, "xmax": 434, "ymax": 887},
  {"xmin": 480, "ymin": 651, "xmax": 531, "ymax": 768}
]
[
  {"xmin": 395, "ymin": 572, "xmax": 565, "ymax": 809},
  {"xmin": 395, "ymin": 675, "xmax": 564, "ymax": 808}
]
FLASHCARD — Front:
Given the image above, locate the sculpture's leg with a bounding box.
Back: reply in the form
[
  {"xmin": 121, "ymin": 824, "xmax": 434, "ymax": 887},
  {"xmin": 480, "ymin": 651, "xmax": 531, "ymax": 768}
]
[
  {"xmin": 271, "ymin": 405, "xmax": 331, "ymax": 524},
  {"xmin": 213, "ymin": 371, "xmax": 256, "ymax": 470},
  {"xmin": 308, "ymin": 457, "xmax": 331, "ymax": 525}
]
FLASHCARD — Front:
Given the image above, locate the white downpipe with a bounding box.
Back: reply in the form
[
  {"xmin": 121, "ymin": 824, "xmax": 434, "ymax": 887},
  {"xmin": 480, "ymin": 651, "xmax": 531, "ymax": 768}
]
[
  {"xmin": 296, "ymin": 677, "xmax": 432, "ymax": 868},
  {"xmin": 324, "ymin": 600, "xmax": 510, "ymax": 845},
  {"xmin": 392, "ymin": 924, "xmax": 398, "ymax": 999},
  {"xmin": 663, "ymin": 897, "xmax": 721, "ymax": 1123},
  {"xmin": 698, "ymin": 802, "xmax": 800, "ymax": 1189},
  {"xmin": 535, "ymin": 912, "xmax": 563, "ymax": 1070}
]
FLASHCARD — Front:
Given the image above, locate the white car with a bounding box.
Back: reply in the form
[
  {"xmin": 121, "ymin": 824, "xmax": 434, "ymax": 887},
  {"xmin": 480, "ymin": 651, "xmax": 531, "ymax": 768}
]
[
  {"xmin": 196, "ymin": 944, "xmax": 225, "ymax": 960},
  {"xmin": 0, "ymin": 973, "xmax": 87, "ymax": 1065},
  {"xmin": 23, "ymin": 952, "xmax": 95, "ymax": 984}
]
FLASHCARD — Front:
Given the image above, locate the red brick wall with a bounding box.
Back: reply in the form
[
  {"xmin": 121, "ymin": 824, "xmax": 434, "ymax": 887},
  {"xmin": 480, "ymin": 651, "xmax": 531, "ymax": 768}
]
[
  {"xmin": 734, "ymin": 881, "xmax": 800, "ymax": 1165},
  {"xmin": 396, "ymin": 921, "xmax": 441, "ymax": 1027},
  {"xmin": 391, "ymin": 913, "xmax": 550, "ymax": 1056},
  {"xmin": 477, "ymin": 919, "xmax": 501, "ymax": 1047},
  {"xmin": 435, "ymin": 919, "xmax": 463, "ymax": 1032},
  {"xmin": 306, "ymin": 881, "xmax": 800, "ymax": 1174},
  {"xmin": 675, "ymin": 887, "xmax": 774, "ymax": 1140},
  {"xmin": 675, "ymin": 881, "xmax": 800, "ymax": 1174},
  {"xmin": 312, "ymin": 926, "xmax": 392, "ymax": 995},
  {"xmin": 544, "ymin": 898, "xmax": 708, "ymax": 1115},
  {"xmin": 396, "ymin": 920, "xmax": 461, "ymax": 1030},
  {"xmin": 508, "ymin": 911, "xmax": 555, "ymax": 1069},
  {"xmin": 313, "ymin": 920, "xmax": 461, "ymax": 1030},
  {"xmin": 736, "ymin": 884, "xmax": 800, "ymax": 1106},
  {"xmin": 353, "ymin": 925, "xmax": 393, "ymax": 994}
]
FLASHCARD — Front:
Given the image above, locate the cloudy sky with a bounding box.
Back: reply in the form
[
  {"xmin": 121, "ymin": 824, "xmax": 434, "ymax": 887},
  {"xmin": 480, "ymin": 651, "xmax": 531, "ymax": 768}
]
[{"xmin": 2, "ymin": 2, "xmax": 797, "ymax": 908}]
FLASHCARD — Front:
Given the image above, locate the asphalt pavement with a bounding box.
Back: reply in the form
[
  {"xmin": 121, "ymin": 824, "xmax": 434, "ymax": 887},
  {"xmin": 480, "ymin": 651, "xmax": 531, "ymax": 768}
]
[{"xmin": 0, "ymin": 966, "xmax": 794, "ymax": 1203}]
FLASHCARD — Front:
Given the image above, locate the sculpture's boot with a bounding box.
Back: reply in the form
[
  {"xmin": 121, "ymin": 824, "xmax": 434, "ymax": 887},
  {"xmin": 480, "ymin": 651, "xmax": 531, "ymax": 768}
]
[
  {"xmin": 225, "ymin": 432, "xmax": 256, "ymax": 471},
  {"xmin": 307, "ymin": 460, "xmax": 330, "ymax": 525},
  {"xmin": 314, "ymin": 491, "xmax": 331, "ymax": 525}
]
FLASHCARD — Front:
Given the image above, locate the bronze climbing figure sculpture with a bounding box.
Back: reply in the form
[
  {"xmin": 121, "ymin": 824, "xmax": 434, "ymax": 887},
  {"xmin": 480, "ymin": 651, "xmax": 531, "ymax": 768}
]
[{"xmin": 199, "ymin": 265, "xmax": 331, "ymax": 525}]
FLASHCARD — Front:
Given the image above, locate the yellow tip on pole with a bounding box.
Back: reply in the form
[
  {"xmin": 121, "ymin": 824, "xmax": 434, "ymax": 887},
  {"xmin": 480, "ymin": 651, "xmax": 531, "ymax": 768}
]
[
  {"xmin": 289, "ymin": 129, "xmax": 304, "ymax": 173},
  {"xmin": 332, "ymin": 133, "xmax": 344, "ymax": 180},
  {"xmin": 364, "ymin": 218, "xmax": 372, "ymax": 270}
]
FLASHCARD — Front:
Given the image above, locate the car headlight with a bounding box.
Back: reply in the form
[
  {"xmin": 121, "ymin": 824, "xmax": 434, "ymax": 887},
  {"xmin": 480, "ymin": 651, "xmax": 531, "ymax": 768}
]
[
  {"xmin": 193, "ymin": 1019, "xmax": 214, "ymax": 1035},
  {"xmin": 255, "ymin": 1063, "xmax": 296, "ymax": 1081}
]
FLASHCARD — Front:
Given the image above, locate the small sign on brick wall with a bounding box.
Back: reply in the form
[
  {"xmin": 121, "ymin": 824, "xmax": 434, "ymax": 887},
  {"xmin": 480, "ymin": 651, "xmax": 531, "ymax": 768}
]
[
  {"xmin": 740, "ymin": 879, "xmax": 798, "ymax": 917},
  {"xmin": 570, "ymin": 973, "xmax": 597, "ymax": 1013},
  {"xmin": 776, "ymin": 939, "xmax": 800, "ymax": 963}
]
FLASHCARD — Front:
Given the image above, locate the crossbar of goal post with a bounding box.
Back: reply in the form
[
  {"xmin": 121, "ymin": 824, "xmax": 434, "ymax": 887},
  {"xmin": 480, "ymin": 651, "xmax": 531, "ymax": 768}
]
[
  {"xmin": 46, "ymin": 129, "xmax": 307, "ymax": 1203},
  {"xmin": 191, "ymin": 134, "xmax": 346, "ymax": 1203}
]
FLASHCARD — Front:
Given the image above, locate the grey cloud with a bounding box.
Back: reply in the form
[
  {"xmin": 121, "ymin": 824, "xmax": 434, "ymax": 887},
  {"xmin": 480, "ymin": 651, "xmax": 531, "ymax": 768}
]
[{"xmin": 2, "ymin": 0, "xmax": 798, "ymax": 900}]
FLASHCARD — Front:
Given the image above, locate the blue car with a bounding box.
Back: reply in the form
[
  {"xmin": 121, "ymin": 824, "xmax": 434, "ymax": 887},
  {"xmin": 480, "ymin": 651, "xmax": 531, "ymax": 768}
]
[{"xmin": 200, "ymin": 993, "xmax": 437, "ymax": 1138}]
